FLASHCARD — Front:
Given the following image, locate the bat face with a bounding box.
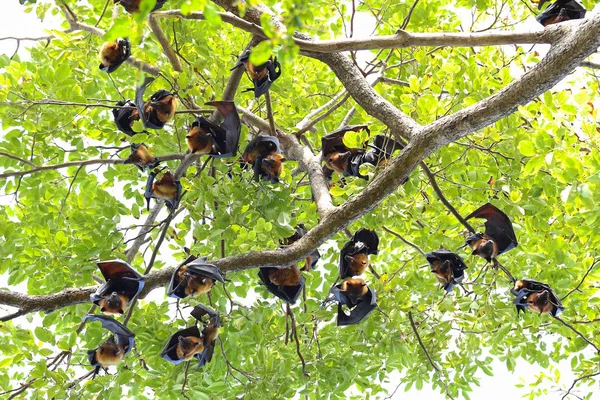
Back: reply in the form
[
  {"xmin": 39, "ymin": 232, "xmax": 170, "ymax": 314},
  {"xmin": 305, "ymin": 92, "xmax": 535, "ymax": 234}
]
[
  {"xmin": 161, "ymin": 326, "xmax": 202, "ymax": 365},
  {"xmin": 242, "ymin": 135, "xmax": 284, "ymax": 183},
  {"xmin": 536, "ymin": 0, "xmax": 586, "ymax": 26},
  {"xmin": 99, "ymin": 38, "xmax": 131, "ymax": 73},
  {"xmin": 339, "ymin": 278, "xmax": 368, "ymax": 305},
  {"xmin": 465, "ymin": 233, "xmax": 498, "ymax": 262},
  {"xmin": 186, "ymin": 126, "xmax": 213, "ymax": 154},
  {"xmin": 83, "ymin": 315, "xmax": 135, "ymax": 371},
  {"xmin": 325, "ymin": 151, "xmax": 351, "ymax": 174},
  {"xmin": 91, "ymin": 260, "xmax": 145, "ymax": 314},
  {"xmin": 425, "ymin": 249, "xmax": 468, "ymax": 292},
  {"xmin": 135, "ymin": 78, "xmax": 176, "ymax": 129},
  {"xmin": 465, "ymin": 203, "xmax": 517, "ymax": 257},
  {"xmin": 176, "ymin": 335, "xmax": 205, "ymax": 360},
  {"xmin": 339, "ymin": 229, "xmax": 379, "ymax": 279},
  {"xmin": 258, "ymin": 267, "xmax": 305, "ymax": 304},
  {"xmin": 125, "ymin": 144, "xmax": 160, "ymax": 171},
  {"xmin": 511, "ymin": 278, "xmax": 564, "ymax": 316},
  {"xmin": 167, "ymin": 256, "xmax": 224, "ymax": 299},
  {"xmin": 144, "ymin": 169, "xmax": 182, "ymax": 211},
  {"xmin": 261, "ymin": 153, "xmax": 285, "ymax": 179}
]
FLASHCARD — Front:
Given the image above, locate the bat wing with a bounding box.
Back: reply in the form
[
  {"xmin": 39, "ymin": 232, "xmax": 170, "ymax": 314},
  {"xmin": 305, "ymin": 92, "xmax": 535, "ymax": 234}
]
[
  {"xmin": 536, "ymin": 0, "xmax": 585, "ymax": 24},
  {"xmin": 205, "ymin": 101, "xmax": 241, "ymax": 158},
  {"xmin": 135, "ymin": 77, "xmax": 166, "ymax": 129},
  {"xmin": 167, "ymin": 255, "xmax": 199, "ymax": 299},
  {"xmin": 190, "ymin": 304, "xmax": 221, "ymax": 327},
  {"xmin": 465, "ymin": 203, "xmax": 517, "ymax": 255},
  {"xmin": 99, "ymin": 38, "xmax": 131, "ymax": 73},
  {"xmin": 513, "ymin": 289, "xmax": 530, "ymax": 314},
  {"xmin": 160, "ymin": 326, "xmax": 201, "ymax": 365},
  {"xmin": 347, "ymin": 152, "xmax": 368, "ymax": 179},
  {"xmin": 185, "ymin": 260, "xmax": 225, "ymax": 284},
  {"xmin": 196, "ymin": 342, "xmax": 216, "ymax": 368},
  {"xmin": 363, "ymin": 134, "xmax": 403, "ymax": 166},
  {"xmin": 230, "ymin": 49, "xmax": 251, "ymax": 71},
  {"xmin": 257, "ymin": 268, "xmax": 305, "ymax": 304},
  {"xmin": 352, "ymin": 228, "xmax": 379, "ymax": 255},
  {"xmin": 163, "ymin": 180, "xmax": 182, "ymax": 212},
  {"xmin": 144, "ymin": 169, "xmax": 158, "ymax": 211},
  {"xmin": 281, "ymin": 224, "xmax": 308, "ymax": 246},
  {"xmin": 338, "ymin": 240, "xmax": 356, "ymax": 279},
  {"xmin": 97, "ymin": 260, "xmax": 143, "ymax": 282},
  {"xmin": 322, "ymin": 125, "xmax": 370, "ymax": 157},
  {"xmin": 113, "ymin": 100, "xmax": 138, "ymax": 136},
  {"xmin": 337, "ymin": 287, "xmax": 377, "ymax": 326},
  {"xmin": 82, "ymin": 314, "xmax": 135, "ymax": 352}
]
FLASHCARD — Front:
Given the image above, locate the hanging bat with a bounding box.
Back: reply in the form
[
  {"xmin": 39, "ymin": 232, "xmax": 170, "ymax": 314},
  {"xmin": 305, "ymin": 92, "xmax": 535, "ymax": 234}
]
[
  {"xmin": 144, "ymin": 168, "xmax": 182, "ymax": 212},
  {"xmin": 362, "ymin": 134, "xmax": 404, "ymax": 167},
  {"xmin": 242, "ymin": 135, "xmax": 285, "ymax": 183},
  {"xmin": 231, "ymin": 49, "xmax": 282, "ymax": 98},
  {"xmin": 90, "ymin": 260, "xmax": 145, "ymax": 315},
  {"xmin": 135, "ymin": 77, "xmax": 178, "ymax": 130},
  {"xmin": 99, "ymin": 38, "xmax": 131, "ymax": 73},
  {"xmin": 112, "ymin": 100, "xmax": 140, "ymax": 136},
  {"xmin": 82, "ymin": 314, "xmax": 135, "ymax": 377},
  {"xmin": 115, "ymin": 0, "xmax": 167, "ymax": 13},
  {"xmin": 161, "ymin": 305, "xmax": 220, "ymax": 368},
  {"xmin": 186, "ymin": 101, "xmax": 241, "ymax": 158},
  {"xmin": 322, "ymin": 125, "xmax": 369, "ymax": 179},
  {"xmin": 279, "ymin": 224, "xmax": 321, "ymax": 271},
  {"xmin": 258, "ymin": 265, "xmax": 305, "ymax": 304},
  {"xmin": 536, "ymin": 0, "xmax": 586, "ymax": 26},
  {"xmin": 330, "ymin": 278, "xmax": 377, "ymax": 326},
  {"xmin": 464, "ymin": 203, "xmax": 518, "ymax": 262},
  {"xmin": 167, "ymin": 255, "xmax": 225, "ymax": 299},
  {"xmin": 339, "ymin": 228, "xmax": 379, "ymax": 279},
  {"xmin": 512, "ymin": 279, "xmax": 564, "ymax": 316},
  {"xmin": 123, "ymin": 143, "xmax": 160, "ymax": 171},
  {"xmin": 190, "ymin": 304, "xmax": 221, "ymax": 368},
  {"xmin": 425, "ymin": 249, "xmax": 468, "ymax": 293}
]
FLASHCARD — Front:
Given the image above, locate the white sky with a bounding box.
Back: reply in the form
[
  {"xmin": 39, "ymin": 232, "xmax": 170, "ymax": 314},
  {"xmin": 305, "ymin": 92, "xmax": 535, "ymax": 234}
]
[{"xmin": 0, "ymin": 1, "xmax": 598, "ymax": 399}]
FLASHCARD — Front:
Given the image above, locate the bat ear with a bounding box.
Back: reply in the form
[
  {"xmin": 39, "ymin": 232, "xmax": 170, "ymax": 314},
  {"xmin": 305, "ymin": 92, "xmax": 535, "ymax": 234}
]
[
  {"xmin": 100, "ymin": 307, "xmax": 106, "ymax": 312},
  {"xmin": 280, "ymin": 157, "xmax": 286, "ymax": 163},
  {"xmin": 119, "ymin": 308, "xmax": 125, "ymax": 315}
]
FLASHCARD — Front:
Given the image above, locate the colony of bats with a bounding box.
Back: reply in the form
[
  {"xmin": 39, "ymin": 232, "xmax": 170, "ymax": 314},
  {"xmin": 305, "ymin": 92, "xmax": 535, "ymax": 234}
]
[{"xmin": 82, "ymin": 0, "xmax": 583, "ymax": 379}]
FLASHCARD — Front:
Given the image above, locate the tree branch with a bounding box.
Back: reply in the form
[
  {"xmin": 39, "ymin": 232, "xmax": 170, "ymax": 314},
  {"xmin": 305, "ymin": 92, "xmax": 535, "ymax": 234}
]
[
  {"xmin": 0, "ymin": 151, "xmax": 38, "ymax": 167},
  {"xmin": 148, "ymin": 15, "xmax": 183, "ymax": 72},
  {"xmin": 561, "ymin": 370, "xmax": 600, "ymax": 400},
  {"xmin": 382, "ymin": 226, "xmax": 426, "ymax": 257},
  {"xmin": 561, "ymin": 259, "xmax": 599, "ymax": 301}
]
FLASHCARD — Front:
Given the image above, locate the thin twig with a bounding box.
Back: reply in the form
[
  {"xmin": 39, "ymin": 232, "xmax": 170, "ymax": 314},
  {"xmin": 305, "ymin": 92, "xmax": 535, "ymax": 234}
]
[
  {"xmin": 561, "ymin": 370, "xmax": 600, "ymax": 400},
  {"xmin": 264, "ymin": 91, "xmax": 277, "ymax": 135},
  {"xmin": 181, "ymin": 361, "xmax": 191, "ymax": 400},
  {"xmin": 58, "ymin": 165, "xmax": 83, "ymax": 217},
  {"xmin": 407, "ymin": 311, "xmax": 454, "ymax": 399},
  {"xmin": 382, "ymin": 226, "xmax": 426, "ymax": 257},
  {"xmin": 287, "ymin": 304, "xmax": 309, "ymax": 376},
  {"xmin": 561, "ymin": 259, "xmax": 599, "ymax": 301},
  {"xmin": 553, "ymin": 316, "xmax": 600, "ymax": 354}
]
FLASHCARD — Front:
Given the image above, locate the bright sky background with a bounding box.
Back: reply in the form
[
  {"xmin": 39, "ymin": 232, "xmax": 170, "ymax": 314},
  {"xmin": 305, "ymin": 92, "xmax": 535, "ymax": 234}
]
[{"xmin": 0, "ymin": 1, "xmax": 598, "ymax": 399}]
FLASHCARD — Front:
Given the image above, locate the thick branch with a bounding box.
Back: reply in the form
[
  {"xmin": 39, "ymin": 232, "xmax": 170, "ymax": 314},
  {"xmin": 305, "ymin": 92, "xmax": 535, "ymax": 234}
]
[{"xmin": 148, "ymin": 15, "xmax": 183, "ymax": 72}]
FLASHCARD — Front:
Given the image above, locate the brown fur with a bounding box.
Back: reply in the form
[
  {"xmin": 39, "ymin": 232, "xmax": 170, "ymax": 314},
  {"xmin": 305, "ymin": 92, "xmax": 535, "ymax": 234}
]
[{"xmin": 269, "ymin": 265, "xmax": 302, "ymax": 286}]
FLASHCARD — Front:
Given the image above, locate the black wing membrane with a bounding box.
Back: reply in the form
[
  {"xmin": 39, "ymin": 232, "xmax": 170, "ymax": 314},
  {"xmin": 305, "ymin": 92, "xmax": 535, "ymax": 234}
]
[
  {"xmin": 167, "ymin": 255, "xmax": 199, "ymax": 299},
  {"xmin": 536, "ymin": 0, "xmax": 586, "ymax": 25},
  {"xmin": 257, "ymin": 268, "xmax": 305, "ymax": 304},
  {"xmin": 135, "ymin": 77, "xmax": 174, "ymax": 130},
  {"xmin": 99, "ymin": 38, "xmax": 131, "ymax": 73},
  {"xmin": 112, "ymin": 100, "xmax": 138, "ymax": 136},
  {"xmin": 338, "ymin": 229, "xmax": 379, "ymax": 279},
  {"xmin": 465, "ymin": 203, "xmax": 517, "ymax": 255},
  {"xmin": 425, "ymin": 249, "xmax": 468, "ymax": 292},
  {"xmin": 363, "ymin": 134, "xmax": 404, "ymax": 166},
  {"xmin": 205, "ymin": 101, "xmax": 241, "ymax": 158},
  {"xmin": 335, "ymin": 286, "xmax": 377, "ymax": 326},
  {"xmin": 82, "ymin": 314, "xmax": 135, "ymax": 353},
  {"xmin": 91, "ymin": 260, "xmax": 145, "ymax": 306},
  {"xmin": 160, "ymin": 326, "xmax": 202, "ymax": 365}
]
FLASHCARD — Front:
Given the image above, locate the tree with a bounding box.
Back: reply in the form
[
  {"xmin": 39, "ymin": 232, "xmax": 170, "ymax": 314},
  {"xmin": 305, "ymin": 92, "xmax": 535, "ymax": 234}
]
[{"xmin": 1, "ymin": 0, "xmax": 600, "ymax": 398}]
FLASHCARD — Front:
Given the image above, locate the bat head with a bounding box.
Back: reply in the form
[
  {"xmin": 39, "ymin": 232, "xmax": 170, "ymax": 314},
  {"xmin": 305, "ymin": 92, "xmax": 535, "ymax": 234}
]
[
  {"xmin": 99, "ymin": 38, "xmax": 131, "ymax": 73},
  {"xmin": 101, "ymin": 292, "xmax": 125, "ymax": 315}
]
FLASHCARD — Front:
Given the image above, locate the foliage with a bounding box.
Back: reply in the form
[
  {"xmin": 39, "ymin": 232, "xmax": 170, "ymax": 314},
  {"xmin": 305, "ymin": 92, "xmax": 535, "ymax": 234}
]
[{"xmin": 0, "ymin": 0, "xmax": 599, "ymax": 399}]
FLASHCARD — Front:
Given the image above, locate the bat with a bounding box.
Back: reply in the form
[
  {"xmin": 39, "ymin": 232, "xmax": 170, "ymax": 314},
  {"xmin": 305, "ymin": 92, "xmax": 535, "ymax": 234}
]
[
  {"xmin": 279, "ymin": 224, "xmax": 321, "ymax": 271},
  {"xmin": 123, "ymin": 143, "xmax": 160, "ymax": 171},
  {"xmin": 161, "ymin": 305, "xmax": 220, "ymax": 368},
  {"xmin": 258, "ymin": 265, "xmax": 305, "ymax": 304},
  {"xmin": 82, "ymin": 314, "xmax": 135, "ymax": 376},
  {"xmin": 99, "ymin": 38, "xmax": 131, "ymax": 73},
  {"xmin": 339, "ymin": 228, "xmax": 379, "ymax": 279},
  {"xmin": 362, "ymin": 134, "xmax": 404, "ymax": 167},
  {"xmin": 511, "ymin": 279, "xmax": 564, "ymax": 316},
  {"xmin": 231, "ymin": 49, "xmax": 282, "ymax": 98},
  {"xmin": 464, "ymin": 203, "xmax": 518, "ymax": 262},
  {"xmin": 167, "ymin": 255, "xmax": 225, "ymax": 299},
  {"xmin": 115, "ymin": 0, "xmax": 167, "ymax": 13},
  {"xmin": 112, "ymin": 100, "xmax": 140, "ymax": 136},
  {"xmin": 90, "ymin": 260, "xmax": 146, "ymax": 315},
  {"xmin": 425, "ymin": 249, "xmax": 468, "ymax": 293},
  {"xmin": 536, "ymin": 0, "xmax": 586, "ymax": 26},
  {"xmin": 330, "ymin": 278, "xmax": 377, "ymax": 326},
  {"xmin": 144, "ymin": 168, "xmax": 182, "ymax": 212},
  {"xmin": 135, "ymin": 77, "xmax": 178, "ymax": 130},
  {"xmin": 186, "ymin": 101, "xmax": 241, "ymax": 158},
  {"xmin": 190, "ymin": 304, "xmax": 221, "ymax": 368},
  {"xmin": 242, "ymin": 135, "xmax": 286, "ymax": 183}
]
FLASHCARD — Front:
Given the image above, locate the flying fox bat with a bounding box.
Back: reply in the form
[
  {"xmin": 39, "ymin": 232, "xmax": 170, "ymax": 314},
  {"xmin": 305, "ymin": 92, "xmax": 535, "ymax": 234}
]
[
  {"xmin": 511, "ymin": 279, "xmax": 564, "ymax": 316},
  {"xmin": 124, "ymin": 143, "xmax": 160, "ymax": 171},
  {"xmin": 112, "ymin": 100, "xmax": 140, "ymax": 136},
  {"xmin": 231, "ymin": 49, "xmax": 282, "ymax": 98},
  {"xmin": 464, "ymin": 203, "xmax": 518, "ymax": 262},
  {"xmin": 242, "ymin": 135, "xmax": 285, "ymax": 183},
  {"xmin": 339, "ymin": 228, "xmax": 379, "ymax": 279},
  {"xmin": 82, "ymin": 314, "xmax": 135, "ymax": 377},
  {"xmin": 186, "ymin": 101, "xmax": 241, "ymax": 158},
  {"xmin": 144, "ymin": 168, "xmax": 182, "ymax": 212},
  {"xmin": 99, "ymin": 38, "xmax": 131, "ymax": 73},
  {"xmin": 161, "ymin": 305, "xmax": 221, "ymax": 368},
  {"xmin": 330, "ymin": 278, "xmax": 377, "ymax": 326},
  {"xmin": 167, "ymin": 255, "xmax": 225, "ymax": 299},
  {"xmin": 258, "ymin": 265, "xmax": 305, "ymax": 304},
  {"xmin": 90, "ymin": 260, "xmax": 145, "ymax": 315},
  {"xmin": 425, "ymin": 249, "xmax": 468, "ymax": 293},
  {"xmin": 135, "ymin": 77, "xmax": 177, "ymax": 130},
  {"xmin": 536, "ymin": 0, "xmax": 586, "ymax": 26}
]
